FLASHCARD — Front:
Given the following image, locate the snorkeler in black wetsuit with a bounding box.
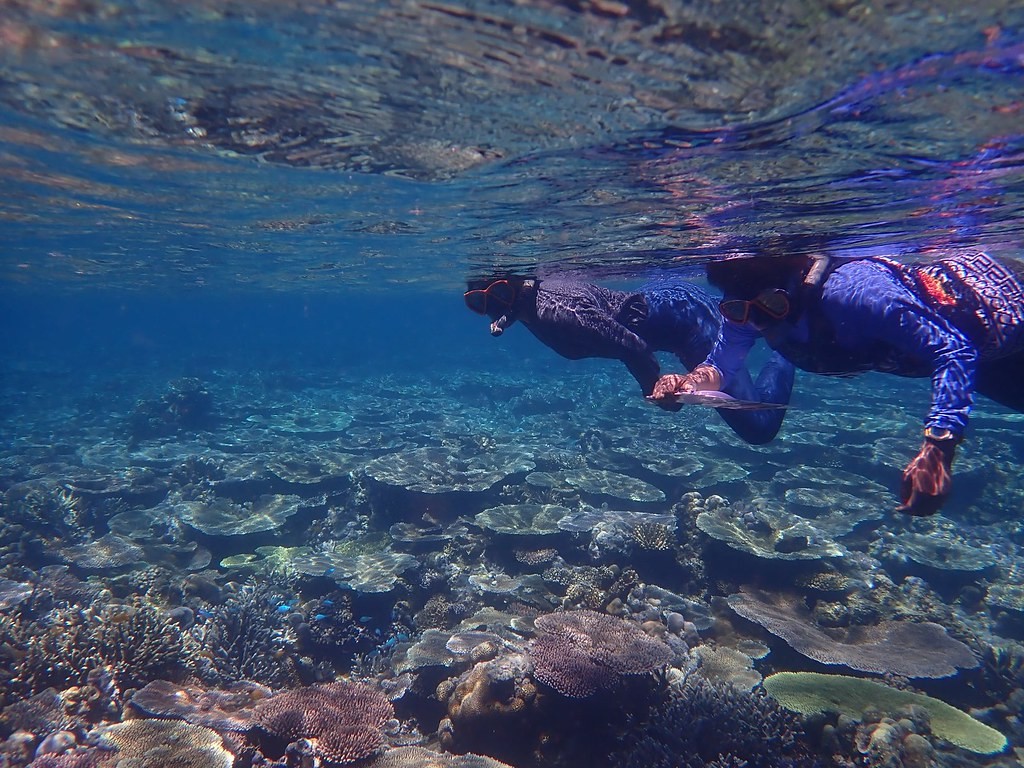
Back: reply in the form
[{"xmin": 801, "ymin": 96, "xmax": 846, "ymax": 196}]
[{"xmin": 464, "ymin": 275, "xmax": 795, "ymax": 445}]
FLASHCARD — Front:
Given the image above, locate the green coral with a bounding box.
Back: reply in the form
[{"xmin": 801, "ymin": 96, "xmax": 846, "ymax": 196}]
[{"xmin": 762, "ymin": 672, "xmax": 1006, "ymax": 755}]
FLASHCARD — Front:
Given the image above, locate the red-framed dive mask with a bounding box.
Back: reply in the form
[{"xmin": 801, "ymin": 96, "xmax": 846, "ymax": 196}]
[
  {"xmin": 718, "ymin": 288, "xmax": 791, "ymax": 325},
  {"xmin": 464, "ymin": 279, "xmax": 518, "ymax": 316}
]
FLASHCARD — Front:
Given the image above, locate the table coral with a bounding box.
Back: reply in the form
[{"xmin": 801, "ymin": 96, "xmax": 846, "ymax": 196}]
[
  {"xmin": 527, "ymin": 610, "xmax": 672, "ymax": 698},
  {"xmin": 728, "ymin": 589, "xmax": 978, "ymax": 678},
  {"xmin": 254, "ymin": 680, "xmax": 394, "ymax": 764},
  {"xmin": 763, "ymin": 671, "xmax": 1007, "ymax": 755}
]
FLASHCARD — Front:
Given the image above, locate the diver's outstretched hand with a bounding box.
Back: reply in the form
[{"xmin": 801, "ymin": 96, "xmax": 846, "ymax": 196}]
[
  {"xmin": 897, "ymin": 439, "xmax": 956, "ymax": 516},
  {"xmin": 649, "ymin": 365, "xmax": 723, "ymax": 410}
]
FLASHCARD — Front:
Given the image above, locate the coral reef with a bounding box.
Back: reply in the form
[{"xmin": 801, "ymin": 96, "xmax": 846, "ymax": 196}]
[
  {"xmin": 728, "ymin": 589, "xmax": 979, "ymax": 678},
  {"xmin": 5, "ymin": 352, "xmax": 1024, "ymax": 768},
  {"xmin": 610, "ymin": 673, "xmax": 816, "ymax": 768},
  {"xmin": 437, "ymin": 652, "xmax": 538, "ymax": 756},
  {"xmin": 94, "ymin": 718, "xmax": 231, "ymax": 767},
  {"xmin": 128, "ymin": 679, "xmax": 271, "ymax": 731},
  {"xmin": 365, "ymin": 446, "xmax": 535, "ymax": 494},
  {"xmin": 763, "ymin": 671, "xmax": 1007, "ymax": 755},
  {"xmin": 128, "ymin": 377, "xmax": 213, "ymax": 445},
  {"xmin": 0, "ymin": 599, "xmax": 186, "ymax": 708},
  {"xmin": 253, "ymin": 680, "xmax": 394, "ymax": 764},
  {"xmin": 188, "ymin": 582, "xmax": 295, "ymax": 687},
  {"xmin": 27, "ymin": 719, "xmax": 233, "ymax": 768},
  {"xmin": 696, "ymin": 498, "xmax": 846, "ymax": 560},
  {"xmin": 550, "ymin": 468, "xmax": 665, "ymax": 503},
  {"xmin": 691, "ymin": 644, "xmax": 762, "ymax": 690},
  {"xmin": 366, "ymin": 745, "xmax": 514, "ymax": 767},
  {"xmin": 178, "ymin": 493, "xmax": 305, "ymax": 536},
  {"xmin": 474, "ymin": 504, "xmax": 569, "ymax": 536},
  {"xmin": 629, "ymin": 521, "xmax": 674, "ymax": 551},
  {"xmin": 527, "ymin": 610, "xmax": 672, "ymax": 698}
]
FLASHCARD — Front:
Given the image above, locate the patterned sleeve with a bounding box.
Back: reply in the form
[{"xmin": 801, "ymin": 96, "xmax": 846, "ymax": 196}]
[{"xmin": 826, "ymin": 264, "xmax": 978, "ymax": 436}]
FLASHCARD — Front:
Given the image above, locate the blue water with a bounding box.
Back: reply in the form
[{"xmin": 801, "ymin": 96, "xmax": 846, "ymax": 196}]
[{"xmin": 5, "ymin": 2, "xmax": 1024, "ymax": 767}]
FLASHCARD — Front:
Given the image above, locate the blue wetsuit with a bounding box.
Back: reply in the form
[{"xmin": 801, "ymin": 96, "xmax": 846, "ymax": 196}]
[
  {"xmin": 514, "ymin": 277, "xmax": 795, "ymax": 444},
  {"xmin": 705, "ymin": 253, "xmax": 1024, "ymax": 440}
]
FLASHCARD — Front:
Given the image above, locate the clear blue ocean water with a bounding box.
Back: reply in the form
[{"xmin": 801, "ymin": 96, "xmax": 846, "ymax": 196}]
[{"xmin": 4, "ymin": 2, "xmax": 1024, "ymax": 767}]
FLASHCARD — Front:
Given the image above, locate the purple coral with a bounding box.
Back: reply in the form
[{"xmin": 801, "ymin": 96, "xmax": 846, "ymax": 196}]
[
  {"xmin": 527, "ymin": 610, "xmax": 672, "ymax": 698},
  {"xmin": 254, "ymin": 680, "xmax": 393, "ymax": 764}
]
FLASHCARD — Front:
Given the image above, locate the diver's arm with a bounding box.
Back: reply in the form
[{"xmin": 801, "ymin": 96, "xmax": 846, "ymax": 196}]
[
  {"xmin": 649, "ymin": 321, "xmax": 757, "ymax": 404},
  {"xmin": 702, "ymin": 321, "xmax": 760, "ymax": 390},
  {"xmin": 822, "ymin": 266, "xmax": 974, "ymax": 515},
  {"xmin": 825, "ymin": 268, "xmax": 977, "ymax": 437},
  {"xmin": 641, "ymin": 282, "xmax": 722, "ymax": 369},
  {"xmin": 531, "ymin": 284, "xmax": 660, "ymax": 392},
  {"xmin": 872, "ymin": 299, "xmax": 973, "ymax": 515},
  {"xmin": 879, "ymin": 305, "xmax": 976, "ymax": 435},
  {"xmin": 716, "ymin": 353, "xmax": 795, "ymax": 444},
  {"xmin": 624, "ymin": 354, "xmax": 662, "ymax": 397}
]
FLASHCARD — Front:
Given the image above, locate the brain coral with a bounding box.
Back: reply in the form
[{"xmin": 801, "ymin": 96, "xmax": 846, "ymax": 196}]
[
  {"xmin": 254, "ymin": 680, "xmax": 394, "ymax": 764},
  {"xmin": 527, "ymin": 610, "xmax": 672, "ymax": 698}
]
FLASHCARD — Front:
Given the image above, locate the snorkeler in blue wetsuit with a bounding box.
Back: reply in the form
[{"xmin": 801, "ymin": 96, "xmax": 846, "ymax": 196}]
[
  {"xmin": 650, "ymin": 252, "xmax": 1024, "ymax": 516},
  {"xmin": 464, "ymin": 275, "xmax": 795, "ymax": 445}
]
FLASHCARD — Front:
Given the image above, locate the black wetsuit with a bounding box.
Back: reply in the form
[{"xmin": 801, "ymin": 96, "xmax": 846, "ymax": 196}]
[{"xmin": 510, "ymin": 277, "xmax": 795, "ymax": 444}]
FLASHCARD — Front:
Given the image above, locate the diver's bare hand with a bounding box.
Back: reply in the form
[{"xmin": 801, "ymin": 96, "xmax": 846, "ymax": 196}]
[
  {"xmin": 649, "ymin": 367, "xmax": 719, "ymax": 411},
  {"xmin": 647, "ymin": 374, "xmax": 686, "ymax": 410},
  {"xmin": 897, "ymin": 438, "xmax": 956, "ymax": 516},
  {"xmin": 651, "ymin": 374, "xmax": 694, "ymax": 404},
  {"xmin": 652, "ymin": 364, "xmax": 723, "ymax": 399}
]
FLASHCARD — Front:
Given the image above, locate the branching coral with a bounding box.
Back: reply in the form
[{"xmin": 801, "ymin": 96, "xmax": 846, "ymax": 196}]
[
  {"xmin": 188, "ymin": 582, "xmax": 295, "ymax": 687},
  {"xmin": 0, "ymin": 599, "xmax": 186, "ymax": 707},
  {"xmin": 610, "ymin": 674, "xmax": 816, "ymax": 768}
]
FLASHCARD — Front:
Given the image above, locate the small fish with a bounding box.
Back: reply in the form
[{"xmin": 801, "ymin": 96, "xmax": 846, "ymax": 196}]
[{"xmin": 313, "ymin": 613, "xmax": 328, "ymax": 621}]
